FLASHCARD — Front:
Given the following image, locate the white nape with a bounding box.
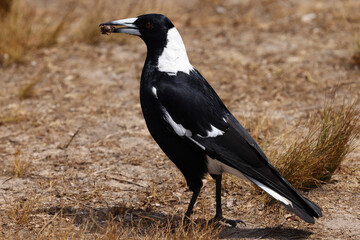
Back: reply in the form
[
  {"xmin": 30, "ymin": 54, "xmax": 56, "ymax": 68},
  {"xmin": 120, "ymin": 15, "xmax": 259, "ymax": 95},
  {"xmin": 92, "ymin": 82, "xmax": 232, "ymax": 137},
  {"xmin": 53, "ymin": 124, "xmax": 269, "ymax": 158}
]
[
  {"xmin": 248, "ymin": 177, "xmax": 293, "ymax": 207},
  {"xmin": 157, "ymin": 27, "xmax": 194, "ymax": 76},
  {"xmin": 206, "ymin": 156, "xmax": 247, "ymax": 180}
]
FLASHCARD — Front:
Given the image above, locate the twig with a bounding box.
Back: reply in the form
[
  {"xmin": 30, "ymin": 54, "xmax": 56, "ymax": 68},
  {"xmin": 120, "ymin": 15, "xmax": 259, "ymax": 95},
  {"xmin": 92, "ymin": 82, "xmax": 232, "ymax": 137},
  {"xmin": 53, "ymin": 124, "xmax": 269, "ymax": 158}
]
[
  {"xmin": 132, "ymin": 212, "xmax": 161, "ymax": 224},
  {"xmin": 93, "ymin": 166, "xmax": 114, "ymax": 175},
  {"xmin": 107, "ymin": 175, "xmax": 146, "ymax": 188},
  {"xmin": 2, "ymin": 193, "xmax": 9, "ymax": 204},
  {"xmin": 112, "ymin": 172, "xmax": 149, "ymax": 182},
  {"xmin": 2, "ymin": 177, "xmax": 12, "ymax": 184},
  {"xmin": 88, "ymin": 209, "xmax": 105, "ymax": 231},
  {"xmin": 61, "ymin": 128, "xmax": 80, "ymax": 149},
  {"xmin": 172, "ymin": 192, "xmax": 181, "ymax": 203},
  {"xmin": 38, "ymin": 209, "xmax": 61, "ymax": 235},
  {"xmin": 66, "ymin": 197, "xmax": 91, "ymax": 208}
]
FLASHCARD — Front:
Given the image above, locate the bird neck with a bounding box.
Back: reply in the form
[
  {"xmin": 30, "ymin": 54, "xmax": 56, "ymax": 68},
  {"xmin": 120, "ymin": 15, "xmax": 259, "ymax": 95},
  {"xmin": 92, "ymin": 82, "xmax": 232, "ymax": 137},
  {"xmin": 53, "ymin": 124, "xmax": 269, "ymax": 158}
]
[{"xmin": 145, "ymin": 27, "xmax": 194, "ymax": 76}]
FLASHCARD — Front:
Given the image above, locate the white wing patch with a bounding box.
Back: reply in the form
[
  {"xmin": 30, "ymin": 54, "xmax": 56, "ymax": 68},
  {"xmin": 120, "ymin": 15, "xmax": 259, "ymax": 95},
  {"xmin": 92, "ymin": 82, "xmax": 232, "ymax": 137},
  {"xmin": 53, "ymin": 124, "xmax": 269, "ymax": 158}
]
[
  {"xmin": 152, "ymin": 86, "xmax": 158, "ymax": 99},
  {"xmin": 162, "ymin": 107, "xmax": 192, "ymax": 137},
  {"xmin": 248, "ymin": 177, "xmax": 293, "ymax": 207},
  {"xmin": 157, "ymin": 27, "xmax": 194, "ymax": 76},
  {"xmin": 207, "ymin": 125, "xmax": 224, "ymax": 137},
  {"xmin": 198, "ymin": 124, "xmax": 224, "ymax": 138},
  {"xmin": 161, "ymin": 107, "xmax": 206, "ymax": 150}
]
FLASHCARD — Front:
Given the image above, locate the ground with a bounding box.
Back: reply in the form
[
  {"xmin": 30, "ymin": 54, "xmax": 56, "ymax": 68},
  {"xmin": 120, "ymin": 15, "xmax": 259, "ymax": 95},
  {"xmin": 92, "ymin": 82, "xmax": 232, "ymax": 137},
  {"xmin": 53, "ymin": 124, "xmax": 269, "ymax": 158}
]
[{"xmin": 0, "ymin": 0, "xmax": 359, "ymax": 239}]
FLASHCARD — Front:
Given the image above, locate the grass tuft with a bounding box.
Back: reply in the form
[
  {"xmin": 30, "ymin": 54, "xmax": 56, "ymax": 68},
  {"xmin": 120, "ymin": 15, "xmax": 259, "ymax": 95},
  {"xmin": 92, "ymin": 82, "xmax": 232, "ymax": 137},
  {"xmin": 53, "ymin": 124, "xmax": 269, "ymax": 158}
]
[
  {"xmin": 7, "ymin": 197, "xmax": 34, "ymax": 226},
  {"xmin": 270, "ymin": 103, "xmax": 359, "ymax": 191},
  {"xmin": 0, "ymin": 107, "xmax": 28, "ymax": 125},
  {"xmin": 18, "ymin": 76, "xmax": 41, "ymax": 99},
  {"xmin": 12, "ymin": 147, "xmax": 31, "ymax": 177},
  {"xmin": 0, "ymin": 0, "xmax": 67, "ymax": 65},
  {"xmin": 351, "ymin": 37, "xmax": 360, "ymax": 66}
]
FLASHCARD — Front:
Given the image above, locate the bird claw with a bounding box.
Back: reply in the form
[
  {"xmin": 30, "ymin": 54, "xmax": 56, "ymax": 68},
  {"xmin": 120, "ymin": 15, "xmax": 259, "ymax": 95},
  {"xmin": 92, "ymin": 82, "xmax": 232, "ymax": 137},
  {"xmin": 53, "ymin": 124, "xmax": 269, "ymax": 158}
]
[{"xmin": 182, "ymin": 215, "xmax": 195, "ymax": 230}]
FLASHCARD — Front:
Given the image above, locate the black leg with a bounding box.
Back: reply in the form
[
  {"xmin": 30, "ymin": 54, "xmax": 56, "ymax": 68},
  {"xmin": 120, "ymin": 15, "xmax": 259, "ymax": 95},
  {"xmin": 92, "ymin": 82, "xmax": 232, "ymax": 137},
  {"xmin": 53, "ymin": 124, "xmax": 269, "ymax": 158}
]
[
  {"xmin": 214, "ymin": 174, "xmax": 223, "ymax": 219},
  {"xmin": 183, "ymin": 188, "xmax": 201, "ymax": 225},
  {"xmin": 209, "ymin": 174, "xmax": 246, "ymax": 227}
]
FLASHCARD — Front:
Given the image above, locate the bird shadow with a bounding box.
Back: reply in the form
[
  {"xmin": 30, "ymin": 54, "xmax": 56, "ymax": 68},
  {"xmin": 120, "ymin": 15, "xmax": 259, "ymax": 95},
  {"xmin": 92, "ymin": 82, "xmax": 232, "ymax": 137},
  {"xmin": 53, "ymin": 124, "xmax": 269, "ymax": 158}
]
[
  {"xmin": 38, "ymin": 205, "xmax": 312, "ymax": 239},
  {"xmin": 219, "ymin": 226, "xmax": 312, "ymax": 239}
]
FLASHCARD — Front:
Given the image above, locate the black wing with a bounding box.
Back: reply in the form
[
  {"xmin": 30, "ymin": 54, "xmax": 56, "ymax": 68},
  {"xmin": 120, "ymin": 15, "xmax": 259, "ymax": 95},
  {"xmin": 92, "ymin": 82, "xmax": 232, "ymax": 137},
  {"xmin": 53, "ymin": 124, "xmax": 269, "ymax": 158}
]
[{"xmin": 154, "ymin": 70, "xmax": 322, "ymax": 223}]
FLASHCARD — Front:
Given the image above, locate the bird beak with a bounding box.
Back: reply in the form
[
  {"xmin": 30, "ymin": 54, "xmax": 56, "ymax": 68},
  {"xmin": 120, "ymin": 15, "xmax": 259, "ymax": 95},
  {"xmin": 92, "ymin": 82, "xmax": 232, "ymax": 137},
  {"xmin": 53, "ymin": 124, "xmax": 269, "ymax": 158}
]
[{"xmin": 99, "ymin": 17, "xmax": 140, "ymax": 36}]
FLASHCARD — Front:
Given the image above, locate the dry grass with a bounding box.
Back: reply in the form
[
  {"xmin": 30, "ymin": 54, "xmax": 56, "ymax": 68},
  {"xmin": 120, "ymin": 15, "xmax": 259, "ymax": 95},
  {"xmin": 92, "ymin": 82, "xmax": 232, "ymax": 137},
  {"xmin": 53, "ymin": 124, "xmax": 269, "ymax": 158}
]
[
  {"xmin": 114, "ymin": 219, "xmax": 223, "ymax": 240},
  {"xmin": 1, "ymin": 0, "xmax": 360, "ymax": 239},
  {"xmin": 0, "ymin": 0, "xmax": 178, "ymax": 64},
  {"xmin": 0, "ymin": 107, "xmax": 28, "ymax": 125},
  {"xmin": 351, "ymin": 37, "xmax": 360, "ymax": 66},
  {"xmin": 18, "ymin": 77, "xmax": 41, "ymax": 100},
  {"xmin": 0, "ymin": 0, "xmax": 66, "ymax": 65},
  {"xmin": 70, "ymin": 1, "xmax": 109, "ymax": 44},
  {"xmin": 11, "ymin": 147, "xmax": 31, "ymax": 177},
  {"xmin": 0, "ymin": 0, "xmax": 12, "ymax": 16},
  {"xmin": 243, "ymin": 114, "xmax": 274, "ymax": 144},
  {"xmin": 71, "ymin": 0, "xmax": 177, "ymax": 44},
  {"xmin": 270, "ymin": 103, "xmax": 360, "ymax": 191},
  {"xmin": 338, "ymin": 0, "xmax": 360, "ymax": 66},
  {"xmin": 6, "ymin": 197, "xmax": 34, "ymax": 226},
  {"xmin": 22, "ymin": 205, "xmax": 222, "ymax": 240},
  {"xmin": 16, "ymin": 66, "xmax": 47, "ymax": 100}
]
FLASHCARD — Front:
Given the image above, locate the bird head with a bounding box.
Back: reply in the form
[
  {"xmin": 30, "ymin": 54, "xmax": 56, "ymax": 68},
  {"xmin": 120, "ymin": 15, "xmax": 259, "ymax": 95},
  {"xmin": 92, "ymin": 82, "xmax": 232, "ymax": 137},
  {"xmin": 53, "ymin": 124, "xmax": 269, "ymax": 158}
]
[
  {"xmin": 100, "ymin": 14, "xmax": 193, "ymax": 75},
  {"xmin": 99, "ymin": 14, "xmax": 174, "ymax": 49}
]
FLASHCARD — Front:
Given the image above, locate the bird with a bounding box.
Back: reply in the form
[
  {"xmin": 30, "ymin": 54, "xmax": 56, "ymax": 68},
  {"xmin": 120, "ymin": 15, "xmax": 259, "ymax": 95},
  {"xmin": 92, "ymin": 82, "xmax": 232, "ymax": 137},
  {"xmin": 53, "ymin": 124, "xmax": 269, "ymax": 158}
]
[{"xmin": 99, "ymin": 13, "xmax": 322, "ymax": 226}]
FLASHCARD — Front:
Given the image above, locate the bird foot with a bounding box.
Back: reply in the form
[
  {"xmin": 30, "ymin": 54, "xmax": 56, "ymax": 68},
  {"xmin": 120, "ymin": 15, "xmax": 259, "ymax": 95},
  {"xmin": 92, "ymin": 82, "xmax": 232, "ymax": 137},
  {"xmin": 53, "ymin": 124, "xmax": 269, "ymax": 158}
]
[
  {"xmin": 182, "ymin": 215, "xmax": 198, "ymax": 230},
  {"xmin": 208, "ymin": 216, "xmax": 246, "ymax": 228},
  {"xmin": 182, "ymin": 216, "xmax": 191, "ymax": 227}
]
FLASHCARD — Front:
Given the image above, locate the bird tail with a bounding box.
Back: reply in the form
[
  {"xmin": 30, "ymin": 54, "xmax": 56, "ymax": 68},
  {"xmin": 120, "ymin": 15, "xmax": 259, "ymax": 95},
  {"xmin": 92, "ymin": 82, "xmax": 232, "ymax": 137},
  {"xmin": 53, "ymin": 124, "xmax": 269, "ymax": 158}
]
[{"xmin": 247, "ymin": 174, "xmax": 322, "ymax": 223}]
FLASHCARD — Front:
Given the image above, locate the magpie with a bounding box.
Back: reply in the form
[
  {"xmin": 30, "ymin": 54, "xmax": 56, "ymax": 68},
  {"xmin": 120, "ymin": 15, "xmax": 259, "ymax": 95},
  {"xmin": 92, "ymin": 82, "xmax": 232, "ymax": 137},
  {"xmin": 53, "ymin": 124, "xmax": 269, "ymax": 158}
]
[{"xmin": 99, "ymin": 13, "xmax": 322, "ymax": 226}]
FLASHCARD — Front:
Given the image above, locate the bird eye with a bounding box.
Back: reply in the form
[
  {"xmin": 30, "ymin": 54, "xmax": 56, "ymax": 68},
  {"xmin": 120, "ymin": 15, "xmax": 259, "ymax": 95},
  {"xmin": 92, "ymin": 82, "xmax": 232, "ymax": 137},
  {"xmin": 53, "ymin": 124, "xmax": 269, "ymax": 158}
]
[{"xmin": 145, "ymin": 22, "xmax": 151, "ymax": 29}]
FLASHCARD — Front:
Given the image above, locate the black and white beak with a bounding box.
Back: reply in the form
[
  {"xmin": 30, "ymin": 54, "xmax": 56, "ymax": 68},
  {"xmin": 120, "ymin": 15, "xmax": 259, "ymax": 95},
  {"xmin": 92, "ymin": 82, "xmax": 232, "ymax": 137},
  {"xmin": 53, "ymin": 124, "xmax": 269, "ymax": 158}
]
[{"xmin": 99, "ymin": 17, "xmax": 140, "ymax": 36}]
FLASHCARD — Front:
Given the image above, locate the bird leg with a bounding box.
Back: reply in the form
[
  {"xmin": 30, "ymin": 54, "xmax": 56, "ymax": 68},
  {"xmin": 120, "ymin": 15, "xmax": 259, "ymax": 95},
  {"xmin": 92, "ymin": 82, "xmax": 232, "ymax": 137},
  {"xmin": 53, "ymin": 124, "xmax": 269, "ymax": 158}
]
[
  {"xmin": 183, "ymin": 187, "xmax": 201, "ymax": 226},
  {"xmin": 209, "ymin": 174, "xmax": 246, "ymax": 227}
]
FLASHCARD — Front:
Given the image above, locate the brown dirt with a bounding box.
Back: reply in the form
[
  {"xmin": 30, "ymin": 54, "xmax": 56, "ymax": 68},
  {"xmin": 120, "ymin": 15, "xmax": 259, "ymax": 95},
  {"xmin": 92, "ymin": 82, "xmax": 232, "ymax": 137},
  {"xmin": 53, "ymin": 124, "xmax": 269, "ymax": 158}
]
[{"xmin": 1, "ymin": 0, "xmax": 359, "ymax": 239}]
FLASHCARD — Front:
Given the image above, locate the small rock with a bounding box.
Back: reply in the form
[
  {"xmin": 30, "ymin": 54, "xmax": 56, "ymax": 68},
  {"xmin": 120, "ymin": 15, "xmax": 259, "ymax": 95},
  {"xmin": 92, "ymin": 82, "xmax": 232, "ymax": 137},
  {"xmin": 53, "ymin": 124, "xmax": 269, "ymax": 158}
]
[
  {"xmin": 216, "ymin": 6, "xmax": 226, "ymax": 14},
  {"xmin": 301, "ymin": 13, "xmax": 316, "ymax": 23}
]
